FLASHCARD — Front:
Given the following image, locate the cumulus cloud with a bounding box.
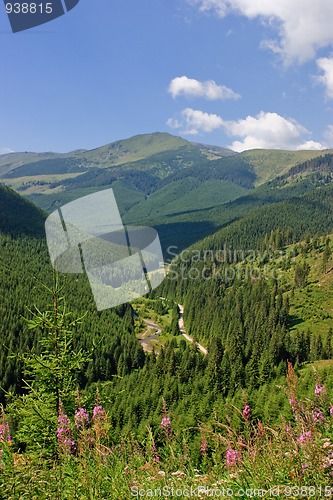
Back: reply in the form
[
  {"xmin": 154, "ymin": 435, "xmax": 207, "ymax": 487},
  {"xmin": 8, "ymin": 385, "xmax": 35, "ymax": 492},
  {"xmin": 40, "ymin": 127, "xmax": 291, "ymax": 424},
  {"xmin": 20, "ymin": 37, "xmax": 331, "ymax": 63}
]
[
  {"xmin": 224, "ymin": 111, "xmax": 315, "ymax": 151},
  {"xmin": 168, "ymin": 76, "xmax": 240, "ymax": 100},
  {"xmin": 190, "ymin": 0, "xmax": 333, "ymax": 64},
  {"xmin": 317, "ymin": 57, "xmax": 333, "ymax": 99},
  {"xmin": 167, "ymin": 107, "xmax": 224, "ymax": 134},
  {"xmin": 167, "ymin": 109, "xmax": 324, "ymax": 151},
  {"xmin": 296, "ymin": 141, "xmax": 325, "ymax": 151}
]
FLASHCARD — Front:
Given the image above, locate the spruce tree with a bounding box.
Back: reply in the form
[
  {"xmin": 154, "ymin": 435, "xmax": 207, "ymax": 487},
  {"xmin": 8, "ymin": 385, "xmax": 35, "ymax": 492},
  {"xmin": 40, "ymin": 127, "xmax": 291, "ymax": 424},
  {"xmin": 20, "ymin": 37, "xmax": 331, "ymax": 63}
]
[{"xmin": 6, "ymin": 276, "xmax": 90, "ymax": 458}]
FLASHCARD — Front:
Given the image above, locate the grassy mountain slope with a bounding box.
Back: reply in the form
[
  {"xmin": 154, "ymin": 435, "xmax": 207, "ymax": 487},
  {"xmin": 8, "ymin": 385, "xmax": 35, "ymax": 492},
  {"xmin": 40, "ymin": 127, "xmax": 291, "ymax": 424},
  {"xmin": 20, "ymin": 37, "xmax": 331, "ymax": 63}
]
[
  {"xmin": 190, "ymin": 140, "xmax": 236, "ymax": 159},
  {"xmin": 79, "ymin": 132, "xmax": 192, "ymax": 167},
  {"xmin": 241, "ymin": 148, "xmax": 333, "ymax": 185},
  {"xmin": 0, "ymin": 133, "xmax": 200, "ymax": 180},
  {"xmin": 2, "ymin": 133, "xmax": 331, "ymax": 188}
]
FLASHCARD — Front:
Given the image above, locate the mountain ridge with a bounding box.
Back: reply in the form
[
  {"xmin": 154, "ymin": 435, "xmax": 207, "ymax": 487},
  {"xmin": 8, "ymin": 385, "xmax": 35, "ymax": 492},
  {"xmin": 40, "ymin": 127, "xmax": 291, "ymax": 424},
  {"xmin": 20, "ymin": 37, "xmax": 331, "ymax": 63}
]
[{"xmin": 2, "ymin": 132, "xmax": 333, "ymax": 253}]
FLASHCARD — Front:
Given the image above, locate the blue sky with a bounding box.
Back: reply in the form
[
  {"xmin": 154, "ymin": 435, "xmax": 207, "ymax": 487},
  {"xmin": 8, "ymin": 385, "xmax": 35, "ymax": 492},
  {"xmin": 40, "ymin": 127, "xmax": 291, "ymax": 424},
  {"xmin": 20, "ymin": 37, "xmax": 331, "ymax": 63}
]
[{"xmin": 1, "ymin": 0, "xmax": 333, "ymax": 153}]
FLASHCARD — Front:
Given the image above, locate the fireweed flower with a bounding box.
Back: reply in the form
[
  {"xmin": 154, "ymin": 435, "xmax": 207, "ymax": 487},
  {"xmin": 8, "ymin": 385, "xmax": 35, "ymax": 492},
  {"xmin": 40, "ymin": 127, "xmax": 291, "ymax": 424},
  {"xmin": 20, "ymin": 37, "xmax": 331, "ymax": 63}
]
[
  {"xmin": 329, "ymin": 407, "xmax": 333, "ymax": 417},
  {"xmin": 200, "ymin": 440, "xmax": 208, "ymax": 454},
  {"xmin": 93, "ymin": 404, "xmax": 107, "ymax": 421},
  {"xmin": 74, "ymin": 407, "xmax": 90, "ymax": 429},
  {"xmin": 226, "ymin": 448, "xmax": 241, "ymax": 468},
  {"xmin": 161, "ymin": 416, "xmax": 172, "ymax": 435},
  {"xmin": 57, "ymin": 411, "xmax": 75, "ymax": 453},
  {"xmin": 312, "ymin": 409, "xmax": 326, "ymax": 424},
  {"xmin": 289, "ymin": 395, "xmax": 298, "ymax": 413},
  {"xmin": 315, "ymin": 384, "xmax": 326, "ymax": 398},
  {"xmin": 297, "ymin": 431, "xmax": 313, "ymax": 445},
  {"xmin": 0, "ymin": 423, "xmax": 11, "ymax": 443},
  {"xmin": 242, "ymin": 404, "xmax": 251, "ymax": 421}
]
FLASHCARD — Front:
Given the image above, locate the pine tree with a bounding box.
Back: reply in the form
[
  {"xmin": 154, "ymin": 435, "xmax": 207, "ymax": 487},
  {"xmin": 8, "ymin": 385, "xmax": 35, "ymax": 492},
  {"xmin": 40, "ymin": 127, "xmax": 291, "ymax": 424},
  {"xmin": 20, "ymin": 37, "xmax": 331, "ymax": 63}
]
[{"xmin": 6, "ymin": 276, "xmax": 90, "ymax": 457}]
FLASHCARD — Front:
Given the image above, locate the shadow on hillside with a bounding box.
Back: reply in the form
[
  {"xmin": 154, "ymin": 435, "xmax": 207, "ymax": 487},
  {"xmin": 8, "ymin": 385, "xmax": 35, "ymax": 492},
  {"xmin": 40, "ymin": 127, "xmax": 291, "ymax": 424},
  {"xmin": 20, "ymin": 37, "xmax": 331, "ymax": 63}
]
[
  {"xmin": 153, "ymin": 221, "xmax": 217, "ymax": 259},
  {"xmin": 288, "ymin": 314, "xmax": 304, "ymax": 329}
]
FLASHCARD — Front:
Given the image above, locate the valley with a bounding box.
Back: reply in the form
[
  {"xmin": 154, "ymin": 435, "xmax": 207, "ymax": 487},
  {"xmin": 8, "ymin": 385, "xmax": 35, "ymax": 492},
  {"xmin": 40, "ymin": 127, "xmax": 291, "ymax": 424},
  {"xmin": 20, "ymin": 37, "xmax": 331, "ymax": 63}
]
[{"xmin": 1, "ymin": 134, "xmax": 333, "ymax": 496}]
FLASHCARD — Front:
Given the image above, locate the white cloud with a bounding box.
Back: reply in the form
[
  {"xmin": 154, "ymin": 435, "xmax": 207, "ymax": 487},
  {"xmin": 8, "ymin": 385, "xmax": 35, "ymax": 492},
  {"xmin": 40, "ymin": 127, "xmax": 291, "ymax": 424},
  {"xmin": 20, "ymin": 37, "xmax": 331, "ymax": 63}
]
[
  {"xmin": 194, "ymin": 0, "xmax": 228, "ymax": 17},
  {"xmin": 167, "ymin": 109, "xmax": 325, "ymax": 151},
  {"xmin": 0, "ymin": 147, "xmax": 14, "ymax": 155},
  {"xmin": 167, "ymin": 107, "xmax": 224, "ymax": 134},
  {"xmin": 317, "ymin": 57, "xmax": 333, "ymax": 99},
  {"xmin": 190, "ymin": 0, "xmax": 333, "ymax": 64},
  {"xmin": 296, "ymin": 141, "xmax": 325, "ymax": 151},
  {"xmin": 168, "ymin": 76, "xmax": 240, "ymax": 100},
  {"xmin": 225, "ymin": 112, "xmax": 310, "ymax": 151}
]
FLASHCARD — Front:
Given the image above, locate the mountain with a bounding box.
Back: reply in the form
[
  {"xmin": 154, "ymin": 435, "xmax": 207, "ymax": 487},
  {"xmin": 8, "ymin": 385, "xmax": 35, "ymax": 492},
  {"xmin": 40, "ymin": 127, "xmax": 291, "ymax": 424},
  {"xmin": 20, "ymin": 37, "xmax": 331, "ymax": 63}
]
[
  {"xmin": 0, "ymin": 133, "xmax": 235, "ymax": 176},
  {"xmin": 2, "ymin": 132, "xmax": 333, "ymax": 253}
]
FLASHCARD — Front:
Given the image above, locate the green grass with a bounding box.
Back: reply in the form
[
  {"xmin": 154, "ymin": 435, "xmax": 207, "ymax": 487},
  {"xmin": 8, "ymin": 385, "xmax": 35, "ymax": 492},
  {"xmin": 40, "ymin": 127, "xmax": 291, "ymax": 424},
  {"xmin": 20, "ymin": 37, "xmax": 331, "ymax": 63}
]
[
  {"xmin": 80, "ymin": 132, "xmax": 192, "ymax": 167},
  {"xmin": 132, "ymin": 297, "xmax": 172, "ymax": 325},
  {"xmin": 241, "ymin": 149, "xmax": 333, "ymax": 185},
  {"xmin": 132, "ymin": 297, "xmax": 174, "ymax": 352},
  {"xmin": 3, "ymin": 173, "xmax": 85, "ymax": 194}
]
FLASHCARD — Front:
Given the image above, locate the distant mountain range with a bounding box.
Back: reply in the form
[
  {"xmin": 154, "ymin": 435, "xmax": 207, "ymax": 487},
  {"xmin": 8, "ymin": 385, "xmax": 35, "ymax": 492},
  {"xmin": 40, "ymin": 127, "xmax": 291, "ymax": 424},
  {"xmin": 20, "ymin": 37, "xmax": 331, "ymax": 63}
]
[{"xmin": 1, "ymin": 132, "xmax": 333, "ymax": 252}]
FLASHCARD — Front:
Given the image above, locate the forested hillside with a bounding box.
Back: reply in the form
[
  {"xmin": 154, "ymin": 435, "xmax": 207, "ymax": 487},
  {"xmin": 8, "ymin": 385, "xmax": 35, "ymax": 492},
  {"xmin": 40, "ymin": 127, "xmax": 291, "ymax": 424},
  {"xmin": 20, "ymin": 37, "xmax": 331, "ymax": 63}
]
[
  {"xmin": 0, "ymin": 185, "xmax": 144, "ymax": 405},
  {"xmin": 1, "ymin": 154, "xmax": 333, "ymax": 496}
]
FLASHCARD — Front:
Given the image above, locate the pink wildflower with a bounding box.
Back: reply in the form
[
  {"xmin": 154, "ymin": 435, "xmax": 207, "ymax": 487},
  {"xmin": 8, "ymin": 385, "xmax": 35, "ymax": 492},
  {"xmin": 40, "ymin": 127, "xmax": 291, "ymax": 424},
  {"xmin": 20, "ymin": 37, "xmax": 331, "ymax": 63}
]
[
  {"xmin": 226, "ymin": 448, "xmax": 241, "ymax": 468},
  {"xmin": 329, "ymin": 407, "xmax": 333, "ymax": 417},
  {"xmin": 0, "ymin": 423, "xmax": 11, "ymax": 443},
  {"xmin": 57, "ymin": 411, "xmax": 75, "ymax": 453},
  {"xmin": 74, "ymin": 407, "xmax": 89, "ymax": 429},
  {"xmin": 289, "ymin": 396, "xmax": 298, "ymax": 413},
  {"xmin": 312, "ymin": 409, "xmax": 326, "ymax": 424},
  {"xmin": 161, "ymin": 416, "xmax": 172, "ymax": 435},
  {"xmin": 242, "ymin": 404, "xmax": 251, "ymax": 421},
  {"xmin": 93, "ymin": 404, "xmax": 107, "ymax": 421},
  {"xmin": 297, "ymin": 431, "xmax": 313, "ymax": 445},
  {"xmin": 200, "ymin": 440, "xmax": 208, "ymax": 454},
  {"xmin": 315, "ymin": 384, "xmax": 326, "ymax": 398}
]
